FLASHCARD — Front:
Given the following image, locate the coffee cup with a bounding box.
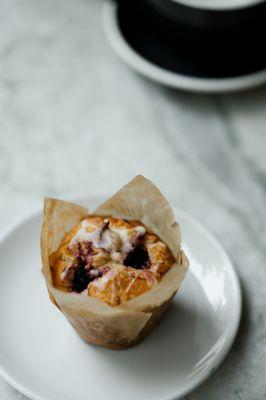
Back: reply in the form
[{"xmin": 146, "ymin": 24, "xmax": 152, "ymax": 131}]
[{"xmin": 113, "ymin": 0, "xmax": 266, "ymax": 78}]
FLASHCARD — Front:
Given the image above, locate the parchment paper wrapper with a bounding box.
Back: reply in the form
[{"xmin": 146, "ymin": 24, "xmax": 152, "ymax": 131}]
[{"xmin": 41, "ymin": 176, "xmax": 189, "ymax": 349}]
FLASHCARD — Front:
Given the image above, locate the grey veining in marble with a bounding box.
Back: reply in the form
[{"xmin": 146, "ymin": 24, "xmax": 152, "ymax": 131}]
[{"xmin": 0, "ymin": 0, "xmax": 266, "ymax": 399}]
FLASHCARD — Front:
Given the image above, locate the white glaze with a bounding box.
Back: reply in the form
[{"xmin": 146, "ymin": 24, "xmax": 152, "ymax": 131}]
[
  {"xmin": 90, "ymin": 268, "xmax": 117, "ymax": 290},
  {"xmin": 71, "ymin": 220, "xmax": 146, "ymax": 257}
]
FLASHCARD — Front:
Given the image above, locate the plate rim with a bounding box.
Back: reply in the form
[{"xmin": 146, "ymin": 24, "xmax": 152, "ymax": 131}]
[
  {"xmin": 0, "ymin": 200, "xmax": 242, "ymax": 400},
  {"xmin": 102, "ymin": 1, "xmax": 266, "ymax": 93}
]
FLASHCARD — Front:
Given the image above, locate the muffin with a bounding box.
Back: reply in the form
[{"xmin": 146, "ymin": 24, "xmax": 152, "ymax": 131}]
[{"xmin": 41, "ymin": 175, "xmax": 189, "ymax": 349}]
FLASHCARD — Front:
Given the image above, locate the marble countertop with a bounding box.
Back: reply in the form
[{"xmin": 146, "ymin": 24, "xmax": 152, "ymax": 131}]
[{"xmin": 0, "ymin": 0, "xmax": 266, "ymax": 399}]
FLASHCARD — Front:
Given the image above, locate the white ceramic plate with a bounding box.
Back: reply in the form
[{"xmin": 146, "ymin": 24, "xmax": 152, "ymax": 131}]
[
  {"xmin": 0, "ymin": 197, "xmax": 241, "ymax": 400},
  {"xmin": 103, "ymin": 2, "xmax": 266, "ymax": 93}
]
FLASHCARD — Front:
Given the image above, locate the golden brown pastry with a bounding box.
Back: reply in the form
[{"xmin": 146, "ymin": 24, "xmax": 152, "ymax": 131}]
[{"xmin": 51, "ymin": 216, "xmax": 176, "ymax": 306}]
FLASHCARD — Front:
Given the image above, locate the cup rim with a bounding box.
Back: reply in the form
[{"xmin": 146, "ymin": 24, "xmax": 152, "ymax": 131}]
[{"xmin": 169, "ymin": 0, "xmax": 264, "ymax": 11}]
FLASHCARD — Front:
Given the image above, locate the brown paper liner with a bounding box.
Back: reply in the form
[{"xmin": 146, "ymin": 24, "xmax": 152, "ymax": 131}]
[{"xmin": 41, "ymin": 176, "xmax": 189, "ymax": 349}]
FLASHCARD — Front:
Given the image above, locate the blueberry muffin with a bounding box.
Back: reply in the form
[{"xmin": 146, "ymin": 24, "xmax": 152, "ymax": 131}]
[{"xmin": 41, "ymin": 176, "xmax": 189, "ymax": 349}]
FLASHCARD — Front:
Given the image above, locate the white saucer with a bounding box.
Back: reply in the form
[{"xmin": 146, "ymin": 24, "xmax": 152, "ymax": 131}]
[
  {"xmin": 103, "ymin": 2, "xmax": 266, "ymax": 93},
  {"xmin": 0, "ymin": 197, "xmax": 241, "ymax": 400}
]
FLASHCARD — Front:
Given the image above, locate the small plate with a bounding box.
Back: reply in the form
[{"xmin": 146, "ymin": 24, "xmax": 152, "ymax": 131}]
[
  {"xmin": 0, "ymin": 197, "xmax": 241, "ymax": 400},
  {"xmin": 103, "ymin": 1, "xmax": 266, "ymax": 93}
]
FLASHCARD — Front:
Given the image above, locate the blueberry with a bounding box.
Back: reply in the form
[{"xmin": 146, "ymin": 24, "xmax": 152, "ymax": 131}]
[
  {"xmin": 124, "ymin": 246, "xmax": 150, "ymax": 269},
  {"xmin": 72, "ymin": 265, "xmax": 90, "ymax": 292}
]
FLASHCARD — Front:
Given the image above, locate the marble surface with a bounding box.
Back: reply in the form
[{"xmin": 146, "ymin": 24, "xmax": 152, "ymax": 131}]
[{"xmin": 0, "ymin": 0, "xmax": 266, "ymax": 399}]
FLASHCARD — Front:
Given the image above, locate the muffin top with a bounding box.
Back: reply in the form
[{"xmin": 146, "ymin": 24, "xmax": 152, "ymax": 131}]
[{"xmin": 51, "ymin": 216, "xmax": 176, "ymax": 306}]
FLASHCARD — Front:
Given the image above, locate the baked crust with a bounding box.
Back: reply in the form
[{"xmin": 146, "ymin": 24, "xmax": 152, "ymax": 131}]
[{"xmin": 51, "ymin": 216, "xmax": 176, "ymax": 306}]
